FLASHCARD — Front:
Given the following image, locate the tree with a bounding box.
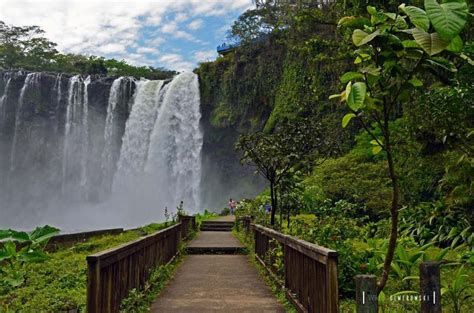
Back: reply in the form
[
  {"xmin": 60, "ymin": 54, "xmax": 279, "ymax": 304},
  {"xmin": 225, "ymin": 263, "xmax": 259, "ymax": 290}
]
[
  {"xmin": 331, "ymin": 0, "xmax": 470, "ymax": 293},
  {"xmin": 0, "ymin": 21, "xmax": 58, "ymax": 70},
  {"xmin": 236, "ymin": 119, "xmax": 329, "ymax": 225}
]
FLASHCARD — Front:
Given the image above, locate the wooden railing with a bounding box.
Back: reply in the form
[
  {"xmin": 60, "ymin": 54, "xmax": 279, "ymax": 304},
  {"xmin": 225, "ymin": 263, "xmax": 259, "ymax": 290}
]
[
  {"xmin": 86, "ymin": 217, "xmax": 196, "ymax": 313},
  {"xmin": 179, "ymin": 215, "xmax": 196, "ymax": 239},
  {"xmin": 252, "ymin": 224, "xmax": 338, "ymax": 313}
]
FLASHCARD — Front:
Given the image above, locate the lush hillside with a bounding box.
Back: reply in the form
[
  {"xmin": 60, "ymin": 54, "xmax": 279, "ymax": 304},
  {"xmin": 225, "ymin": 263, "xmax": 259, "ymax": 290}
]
[{"xmin": 199, "ymin": 0, "xmax": 473, "ymax": 310}]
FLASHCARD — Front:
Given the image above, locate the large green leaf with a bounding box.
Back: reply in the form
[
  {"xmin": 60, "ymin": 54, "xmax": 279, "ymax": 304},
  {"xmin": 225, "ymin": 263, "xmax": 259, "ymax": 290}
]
[
  {"xmin": 352, "ymin": 29, "xmax": 381, "ymax": 47},
  {"xmin": 347, "ymin": 82, "xmax": 367, "ymax": 111},
  {"xmin": 29, "ymin": 225, "xmax": 60, "ymax": 245},
  {"xmin": 401, "ymin": 5, "xmax": 430, "ymax": 31},
  {"xmin": 412, "ymin": 28, "xmax": 449, "ymax": 55},
  {"xmin": 446, "ymin": 35, "xmax": 463, "ymax": 52},
  {"xmin": 340, "ymin": 71, "xmax": 364, "ymax": 83},
  {"xmin": 338, "ymin": 16, "xmax": 371, "ymax": 28},
  {"xmin": 423, "ymin": 57, "xmax": 457, "ymax": 73},
  {"xmin": 342, "ymin": 113, "xmax": 356, "ymax": 128},
  {"xmin": 424, "ymin": 0, "xmax": 469, "ymax": 41},
  {"xmin": 9, "ymin": 230, "xmax": 30, "ymax": 242}
]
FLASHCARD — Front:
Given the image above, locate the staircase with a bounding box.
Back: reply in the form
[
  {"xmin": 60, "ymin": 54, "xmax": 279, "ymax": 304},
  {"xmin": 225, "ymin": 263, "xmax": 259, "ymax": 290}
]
[
  {"xmin": 186, "ymin": 216, "xmax": 246, "ymax": 255},
  {"xmin": 200, "ymin": 220, "xmax": 234, "ymax": 232}
]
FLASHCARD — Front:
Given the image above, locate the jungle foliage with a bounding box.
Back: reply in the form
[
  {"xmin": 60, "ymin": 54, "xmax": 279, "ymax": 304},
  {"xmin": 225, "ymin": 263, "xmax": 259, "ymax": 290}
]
[{"xmin": 202, "ymin": 0, "xmax": 473, "ymax": 309}]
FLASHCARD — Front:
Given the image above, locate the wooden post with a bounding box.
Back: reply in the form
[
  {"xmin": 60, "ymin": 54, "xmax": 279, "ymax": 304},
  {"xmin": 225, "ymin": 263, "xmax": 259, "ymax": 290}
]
[
  {"xmin": 355, "ymin": 275, "xmax": 378, "ymax": 313},
  {"xmin": 243, "ymin": 216, "xmax": 251, "ymax": 233},
  {"xmin": 87, "ymin": 256, "xmax": 101, "ymax": 313},
  {"xmin": 178, "ymin": 215, "xmax": 195, "ymax": 239},
  {"xmin": 420, "ymin": 261, "xmax": 442, "ymax": 313},
  {"xmin": 326, "ymin": 255, "xmax": 339, "ymax": 313}
]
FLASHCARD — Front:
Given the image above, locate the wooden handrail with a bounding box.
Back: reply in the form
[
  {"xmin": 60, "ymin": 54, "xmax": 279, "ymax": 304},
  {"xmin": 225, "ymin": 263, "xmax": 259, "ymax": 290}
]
[
  {"xmin": 86, "ymin": 216, "xmax": 196, "ymax": 313},
  {"xmin": 252, "ymin": 223, "xmax": 339, "ymax": 313}
]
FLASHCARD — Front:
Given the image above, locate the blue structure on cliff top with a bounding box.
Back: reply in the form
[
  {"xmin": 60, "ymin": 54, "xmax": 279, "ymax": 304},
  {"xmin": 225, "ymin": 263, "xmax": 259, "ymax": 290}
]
[{"xmin": 216, "ymin": 42, "xmax": 240, "ymax": 55}]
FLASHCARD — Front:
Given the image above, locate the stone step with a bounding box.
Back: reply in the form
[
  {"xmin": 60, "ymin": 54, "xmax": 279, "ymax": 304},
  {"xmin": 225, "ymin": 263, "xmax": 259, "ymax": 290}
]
[
  {"xmin": 186, "ymin": 246, "xmax": 248, "ymax": 255},
  {"xmin": 200, "ymin": 226, "xmax": 233, "ymax": 232},
  {"xmin": 201, "ymin": 221, "xmax": 234, "ymax": 226}
]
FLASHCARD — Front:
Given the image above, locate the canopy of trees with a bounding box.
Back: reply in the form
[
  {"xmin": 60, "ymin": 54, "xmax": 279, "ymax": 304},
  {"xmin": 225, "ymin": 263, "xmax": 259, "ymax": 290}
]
[{"xmin": 0, "ymin": 21, "xmax": 176, "ymax": 79}]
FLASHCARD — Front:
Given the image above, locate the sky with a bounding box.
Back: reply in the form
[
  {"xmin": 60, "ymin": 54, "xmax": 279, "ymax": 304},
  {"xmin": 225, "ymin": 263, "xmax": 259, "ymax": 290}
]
[{"xmin": 0, "ymin": 0, "xmax": 254, "ymax": 71}]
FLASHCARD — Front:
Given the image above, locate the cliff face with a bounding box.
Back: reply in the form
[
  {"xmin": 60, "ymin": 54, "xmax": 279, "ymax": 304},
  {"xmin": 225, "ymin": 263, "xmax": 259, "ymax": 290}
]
[
  {"xmin": 195, "ymin": 24, "xmax": 350, "ymax": 208},
  {"xmin": 0, "ymin": 71, "xmax": 133, "ymax": 212}
]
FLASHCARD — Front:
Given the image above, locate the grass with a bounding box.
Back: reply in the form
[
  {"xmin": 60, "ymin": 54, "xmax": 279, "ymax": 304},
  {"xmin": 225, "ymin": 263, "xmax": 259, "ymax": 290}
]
[
  {"xmin": 0, "ymin": 221, "xmax": 174, "ymax": 312},
  {"xmin": 195, "ymin": 210, "xmax": 219, "ymax": 228}
]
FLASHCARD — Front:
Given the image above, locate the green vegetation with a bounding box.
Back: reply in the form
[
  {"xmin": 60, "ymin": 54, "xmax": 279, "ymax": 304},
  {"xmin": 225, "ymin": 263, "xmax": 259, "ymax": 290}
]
[
  {"xmin": 0, "ymin": 226, "xmax": 59, "ymax": 290},
  {"xmin": 236, "ymin": 119, "xmax": 331, "ymax": 225},
  {"xmin": 0, "ymin": 222, "xmax": 174, "ymax": 311},
  {"xmin": 0, "ymin": 21, "xmax": 176, "ymax": 79},
  {"xmin": 332, "ymin": 0, "xmax": 470, "ymax": 293},
  {"xmin": 214, "ymin": 0, "xmax": 473, "ymax": 310},
  {"xmin": 120, "ymin": 245, "xmax": 185, "ymax": 313}
]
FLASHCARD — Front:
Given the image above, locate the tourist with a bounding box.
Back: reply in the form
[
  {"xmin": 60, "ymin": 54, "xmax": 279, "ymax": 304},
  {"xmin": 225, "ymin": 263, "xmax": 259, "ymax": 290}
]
[
  {"xmin": 231, "ymin": 199, "xmax": 237, "ymax": 215},
  {"xmin": 228, "ymin": 198, "xmax": 234, "ymax": 215}
]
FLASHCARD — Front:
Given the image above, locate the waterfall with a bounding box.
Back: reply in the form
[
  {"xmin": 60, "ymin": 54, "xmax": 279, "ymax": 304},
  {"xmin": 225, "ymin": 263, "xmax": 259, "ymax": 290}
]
[
  {"xmin": 146, "ymin": 72, "xmax": 203, "ymax": 211},
  {"xmin": 62, "ymin": 75, "xmax": 90, "ymax": 195},
  {"xmin": 101, "ymin": 77, "xmax": 124, "ymax": 193},
  {"xmin": 114, "ymin": 72, "xmax": 203, "ymax": 212},
  {"xmin": 53, "ymin": 73, "xmax": 63, "ymax": 134},
  {"xmin": 81, "ymin": 76, "xmax": 91, "ymax": 188},
  {"xmin": 0, "ymin": 70, "xmax": 203, "ymax": 230},
  {"xmin": 0, "ymin": 75, "xmax": 12, "ymax": 125},
  {"xmin": 113, "ymin": 79, "xmax": 164, "ymax": 187},
  {"xmin": 9, "ymin": 73, "xmax": 40, "ymax": 172}
]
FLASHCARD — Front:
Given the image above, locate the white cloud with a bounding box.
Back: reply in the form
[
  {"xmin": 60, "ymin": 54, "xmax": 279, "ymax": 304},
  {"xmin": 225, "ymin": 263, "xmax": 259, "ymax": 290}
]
[
  {"xmin": 159, "ymin": 53, "xmax": 194, "ymax": 71},
  {"xmin": 136, "ymin": 47, "xmax": 159, "ymax": 55},
  {"xmin": 97, "ymin": 43, "xmax": 126, "ymax": 55},
  {"xmin": 194, "ymin": 50, "xmax": 217, "ymax": 62},
  {"xmin": 160, "ymin": 18, "xmax": 204, "ymax": 44},
  {"xmin": 0, "ymin": 0, "xmax": 253, "ymax": 70},
  {"xmin": 187, "ymin": 19, "xmax": 203, "ymax": 31}
]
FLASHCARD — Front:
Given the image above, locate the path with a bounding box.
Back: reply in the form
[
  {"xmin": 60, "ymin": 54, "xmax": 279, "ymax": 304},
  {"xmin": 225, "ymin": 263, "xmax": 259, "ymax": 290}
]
[{"xmin": 150, "ymin": 216, "xmax": 285, "ymax": 312}]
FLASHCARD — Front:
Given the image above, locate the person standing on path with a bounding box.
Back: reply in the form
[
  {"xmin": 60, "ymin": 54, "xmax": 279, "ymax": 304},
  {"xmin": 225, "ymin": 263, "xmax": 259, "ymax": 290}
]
[{"xmin": 228, "ymin": 198, "xmax": 234, "ymax": 215}]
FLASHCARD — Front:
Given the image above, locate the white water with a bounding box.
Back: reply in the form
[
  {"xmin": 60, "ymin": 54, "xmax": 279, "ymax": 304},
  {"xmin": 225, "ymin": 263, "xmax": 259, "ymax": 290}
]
[
  {"xmin": 9, "ymin": 73, "xmax": 40, "ymax": 172},
  {"xmin": 145, "ymin": 72, "xmax": 203, "ymax": 212},
  {"xmin": 113, "ymin": 79, "xmax": 165, "ymax": 186},
  {"xmin": 0, "ymin": 75, "xmax": 12, "ymax": 124},
  {"xmin": 0, "ymin": 72, "xmax": 203, "ymax": 231},
  {"xmin": 101, "ymin": 77, "xmax": 123, "ymax": 193},
  {"xmin": 53, "ymin": 73, "xmax": 62, "ymax": 134},
  {"xmin": 62, "ymin": 75, "xmax": 90, "ymax": 196}
]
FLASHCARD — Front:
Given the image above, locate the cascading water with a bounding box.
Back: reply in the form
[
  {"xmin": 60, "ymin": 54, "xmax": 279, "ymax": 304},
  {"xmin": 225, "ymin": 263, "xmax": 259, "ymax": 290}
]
[
  {"xmin": 0, "ymin": 74, "xmax": 12, "ymax": 125},
  {"xmin": 9, "ymin": 73, "xmax": 41, "ymax": 172},
  {"xmin": 101, "ymin": 77, "xmax": 123, "ymax": 193},
  {"xmin": 113, "ymin": 79, "xmax": 164, "ymax": 187},
  {"xmin": 0, "ymin": 71, "xmax": 203, "ymax": 231},
  {"xmin": 145, "ymin": 72, "xmax": 203, "ymax": 212}
]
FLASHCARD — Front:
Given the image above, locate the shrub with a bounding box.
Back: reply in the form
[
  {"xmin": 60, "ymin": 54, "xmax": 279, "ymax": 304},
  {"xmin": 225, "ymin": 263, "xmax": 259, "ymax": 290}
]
[{"xmin": 307, "ymin": 154, "xmax": 391, "ymax": 219}]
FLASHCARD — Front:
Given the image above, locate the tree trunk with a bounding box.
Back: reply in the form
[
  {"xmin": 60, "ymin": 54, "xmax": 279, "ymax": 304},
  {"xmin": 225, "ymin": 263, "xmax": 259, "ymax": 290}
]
[
  {"xmin": 287, "ymin": 208, "xmax": 290, "ymax": 229},
  {"xmin": 270, "ymin": 181, "xmax": 276, "ymax": 226},
  {"xmin": 377, "ymin": 145, "xmax": 400, "ymax": 294}
]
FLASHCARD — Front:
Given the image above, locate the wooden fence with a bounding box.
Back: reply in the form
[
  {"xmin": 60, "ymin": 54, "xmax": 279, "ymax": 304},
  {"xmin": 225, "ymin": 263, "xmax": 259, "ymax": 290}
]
[
  {"xmin": 253, "ymin": 224, "xmax": 338, "ymax": 313},
  {"xmin": 86, "ymin": 217, "xmax": 195, "ymax": 313}
]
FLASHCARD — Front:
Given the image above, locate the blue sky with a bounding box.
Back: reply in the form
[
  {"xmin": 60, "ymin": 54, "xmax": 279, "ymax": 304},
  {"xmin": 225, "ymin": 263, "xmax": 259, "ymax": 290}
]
[{"xmin": 0, "ymin": 0, "xmax": 253, "ymax": 71}]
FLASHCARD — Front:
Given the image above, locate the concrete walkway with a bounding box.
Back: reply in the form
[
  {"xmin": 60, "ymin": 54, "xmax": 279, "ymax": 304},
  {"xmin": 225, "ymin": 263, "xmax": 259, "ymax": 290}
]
[{"xmin": 150, "ymin": 216, "xmax": 285, "ymax": 312}]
